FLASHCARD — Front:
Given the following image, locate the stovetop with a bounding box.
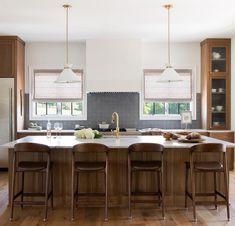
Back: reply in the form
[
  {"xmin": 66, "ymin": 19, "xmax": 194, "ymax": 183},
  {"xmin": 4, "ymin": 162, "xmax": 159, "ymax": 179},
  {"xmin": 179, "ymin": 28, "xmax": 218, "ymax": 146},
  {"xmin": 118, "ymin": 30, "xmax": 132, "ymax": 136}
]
[
  {"xmin": 74, "ymin": 127, "xmax": 127, "ymax": 132},
  {"xmin": 92, "ymin": 128, "xmax": 127, "ymax": 132}
]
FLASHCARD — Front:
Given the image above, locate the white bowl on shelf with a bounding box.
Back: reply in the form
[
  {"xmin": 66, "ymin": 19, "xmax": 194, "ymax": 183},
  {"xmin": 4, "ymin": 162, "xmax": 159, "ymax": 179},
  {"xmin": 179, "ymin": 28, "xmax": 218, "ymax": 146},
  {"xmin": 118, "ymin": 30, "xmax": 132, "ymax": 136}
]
[
  {"xmin": 213, "ymin": 122, "xmax": 220, "ymax": 126},
  {"xmin": 211, "ymin": 88, "xmax": 217, "ymax": 93},
  {"xmin": 216, "ymin": 106, "xmax": 223, "ymax": 111},
  {"xmin": 212, "ymin": 52, "xmax": 221, "ymax": 59}
]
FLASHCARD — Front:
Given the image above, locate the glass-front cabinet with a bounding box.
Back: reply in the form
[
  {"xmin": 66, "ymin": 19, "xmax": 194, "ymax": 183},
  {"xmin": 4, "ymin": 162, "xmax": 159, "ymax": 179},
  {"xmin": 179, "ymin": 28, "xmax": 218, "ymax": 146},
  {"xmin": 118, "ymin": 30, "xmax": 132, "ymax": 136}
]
[
  {"xmin": 201, "ymin": 39, "xmax": 231, "ymax": 130},
  {"xmin": 210, "ymin": 78, "xmax": 227, "ymax": 128},
  {"xmin": 210, "ymin": 47, "xmax": 228, "ymax": 74}
]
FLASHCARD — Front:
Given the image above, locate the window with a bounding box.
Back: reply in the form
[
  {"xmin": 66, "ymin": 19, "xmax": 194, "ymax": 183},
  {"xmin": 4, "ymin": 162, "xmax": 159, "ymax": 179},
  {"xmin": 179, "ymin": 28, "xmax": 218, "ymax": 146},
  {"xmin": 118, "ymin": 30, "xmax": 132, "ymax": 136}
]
[
  {"xmin": 141, "ymin": 69, "xmax": 195, "ymax": 120},
  {"xmin": 143, "ymin": 102, "xmax": 190, "ymax": 115},
  {"xmin": 30, "ymin": 69, "xmax": 86, "ymax": 120}
]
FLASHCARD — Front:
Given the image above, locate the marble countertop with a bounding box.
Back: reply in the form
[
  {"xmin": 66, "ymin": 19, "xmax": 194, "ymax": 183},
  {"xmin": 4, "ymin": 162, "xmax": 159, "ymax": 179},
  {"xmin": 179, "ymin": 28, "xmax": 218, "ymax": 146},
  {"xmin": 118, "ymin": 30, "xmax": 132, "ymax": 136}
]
[
  {"xmin": 2, "ymin": 135, "xmax": 235, "ymax": 149},
  {"xmin": 17, "ymin": 129, "xmax": 234, "ymax": 134}
]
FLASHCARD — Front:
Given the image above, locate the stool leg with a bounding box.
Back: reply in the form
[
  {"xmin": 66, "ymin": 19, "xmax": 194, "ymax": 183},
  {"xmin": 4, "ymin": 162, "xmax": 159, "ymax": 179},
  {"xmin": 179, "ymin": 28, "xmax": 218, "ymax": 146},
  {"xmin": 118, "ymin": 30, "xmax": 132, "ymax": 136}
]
[
  {"xmin": 157, "ymin": 171, "xmax": 161, "ymax": 207},
  {"xmin": 214, "ymin": 172, "xmax": 217, "ymax": 210},
  {"xmin": 104, "ymin": 165, "xmax": 108, "ymax": 221},
  {"xmin": 224, "ymin": 160, "xmax": 230, "ymax": 221},
  {"xmin": 21, "ymin": 172, "xmax": 24, "ymax": 209},
  {"xmin": 71, "ymin": 172, "xmax": 75, "ymax": 221},
  {"xmin": 9, "ymin": 154, "xmax": 16, "ymax": 221},
  {"xmin": 51, "ymin": 169, "xmax": 54, "ymax": 209},
  {"xmin": 75, "ymin": 173, "xmax": 79, "ymax": 209},
  {"xmin": 190, "ymin": 167, "xmax": 197, "ymax": 221},
  {"xmin": 128, "ymin": 153, "xmax": 132, "ymax": 219},
  {"xmin": 160, "ymin": 168, "xmax": 165, "ymax": 219},
  {"xmin": 43, "ymin": 166, "xmax": 50, "ymax": 221},
  {"xmin": 185, "ymin": 165, "xmax": 188, "ymax": 209}
]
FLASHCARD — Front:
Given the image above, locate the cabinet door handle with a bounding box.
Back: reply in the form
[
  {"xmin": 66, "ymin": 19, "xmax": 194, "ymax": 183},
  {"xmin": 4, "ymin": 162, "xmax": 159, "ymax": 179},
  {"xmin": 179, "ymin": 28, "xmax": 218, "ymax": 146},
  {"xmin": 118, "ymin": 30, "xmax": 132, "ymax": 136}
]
[
  {"xmin": 9, "ymin": 88, "xmax": 13, "ymax": 141},
  {"xmin": 20, "ymin": 89, "xmax": 23, "ymax": 116}
]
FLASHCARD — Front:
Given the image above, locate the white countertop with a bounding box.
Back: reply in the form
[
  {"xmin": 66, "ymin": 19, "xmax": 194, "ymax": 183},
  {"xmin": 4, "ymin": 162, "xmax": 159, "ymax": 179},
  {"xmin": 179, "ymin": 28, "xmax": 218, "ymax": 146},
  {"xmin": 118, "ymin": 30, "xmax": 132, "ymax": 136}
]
[
  {"xmin": 17, "ymin": 129, "xmax": 234, "ymax": 134},
  {"xmin": 2, "ymin": 135, "xmax": 235, "ymax": 149}
]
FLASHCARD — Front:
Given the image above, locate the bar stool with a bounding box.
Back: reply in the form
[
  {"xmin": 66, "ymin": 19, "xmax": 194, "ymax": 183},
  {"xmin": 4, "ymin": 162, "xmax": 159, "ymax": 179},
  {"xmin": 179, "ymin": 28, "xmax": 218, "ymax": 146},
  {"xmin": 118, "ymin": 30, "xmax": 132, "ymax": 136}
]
[
  {"xmin": 185, "ymin": 143, "xmax": 230, "ymax": 221},
  {"xmin": 71, "ymin": 143, "xmax": 109, "ymax": 221},
  {"xmin": 10, "ymin": 142, "xmax": 53, "ymax": 222},
  {"xmin": 128, "ymin": 143, "xmax": 165, "ymax": 219}
]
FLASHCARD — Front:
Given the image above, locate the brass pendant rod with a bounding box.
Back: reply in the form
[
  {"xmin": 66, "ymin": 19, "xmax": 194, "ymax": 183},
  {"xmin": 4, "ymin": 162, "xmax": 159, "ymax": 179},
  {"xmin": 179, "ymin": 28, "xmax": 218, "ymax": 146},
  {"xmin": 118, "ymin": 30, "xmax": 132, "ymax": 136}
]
[
  {"xmin": 163, "ymin": 4, "xmax": 173, "ymax": 66},
  {"xmin": 63, "ymin": 4, "xmax": 71, "ymax": 65},
  {"xmin": 168, "ymin": 6, "xmax": 170, "ymax": 66}
]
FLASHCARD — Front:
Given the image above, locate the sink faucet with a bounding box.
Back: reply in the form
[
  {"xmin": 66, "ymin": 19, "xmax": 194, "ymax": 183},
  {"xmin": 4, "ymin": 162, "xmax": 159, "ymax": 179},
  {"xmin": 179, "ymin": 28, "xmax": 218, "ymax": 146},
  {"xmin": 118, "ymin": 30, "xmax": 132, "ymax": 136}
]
[{"xmin": 111, "ymin": 112, "xmax": 119, "ymax": 138}]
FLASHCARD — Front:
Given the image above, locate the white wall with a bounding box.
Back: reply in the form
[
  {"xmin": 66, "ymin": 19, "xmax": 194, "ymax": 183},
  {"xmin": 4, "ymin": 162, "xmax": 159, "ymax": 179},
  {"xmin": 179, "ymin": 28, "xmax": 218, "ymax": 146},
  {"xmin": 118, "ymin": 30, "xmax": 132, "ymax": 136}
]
[
  {"xmin": 25, "ymin": 41, "xmax": 201, "ymax": 93},
  {"xmin": 142, "ymin": 42, "xmax": 201, "ymax": 93},
  {"xmin": 231, "ymin": 37, "xmax": 235, "ymax": 130},
  {"xmin": 25, "ymin": 42, "xmax": 86, "ymax": 93},
  {"xmin": 86, "ymin": 39, "xmax": 142, "ymax": 92}
]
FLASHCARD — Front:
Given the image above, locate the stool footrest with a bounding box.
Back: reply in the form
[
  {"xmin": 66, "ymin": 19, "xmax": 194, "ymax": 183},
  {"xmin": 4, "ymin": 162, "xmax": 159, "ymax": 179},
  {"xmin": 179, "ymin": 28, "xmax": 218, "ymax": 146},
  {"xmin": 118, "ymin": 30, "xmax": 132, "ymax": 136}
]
[
  {"xmin": 14, "ymin": 201, "xmax": 46, "ymax": 206},
  {"xmin": 195, "ymin": 201, "xmax": 227, "ymax": 205},
  {"xmin": 132, "ymin": 191, "xmax": 162, "ymax": 196},
  {"xmin": 132, "ymin": 199, "xmax": 162, "ymax": 204},
  {"xmin": 75, "ymin": 192, "xmax": 105, "ymax": 197}
]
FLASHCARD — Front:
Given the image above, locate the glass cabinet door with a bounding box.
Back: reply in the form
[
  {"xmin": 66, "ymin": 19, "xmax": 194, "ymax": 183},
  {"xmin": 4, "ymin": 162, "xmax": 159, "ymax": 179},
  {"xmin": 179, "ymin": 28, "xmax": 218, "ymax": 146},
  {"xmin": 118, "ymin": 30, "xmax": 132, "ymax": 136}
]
[
  {"xmin": 210, "ymin": 47, "xmax": 227, "ymax": 74},
  {"xmin": 211, "ymin": 78, "xmax": 226, "ymax": 128}
]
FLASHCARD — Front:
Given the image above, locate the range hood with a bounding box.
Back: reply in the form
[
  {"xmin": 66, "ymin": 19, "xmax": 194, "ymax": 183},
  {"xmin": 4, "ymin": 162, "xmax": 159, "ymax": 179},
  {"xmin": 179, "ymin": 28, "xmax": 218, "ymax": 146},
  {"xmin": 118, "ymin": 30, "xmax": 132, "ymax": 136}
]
[{"xmin": 86, "ymin": 39, "xmax": 142, "ymax": 92}]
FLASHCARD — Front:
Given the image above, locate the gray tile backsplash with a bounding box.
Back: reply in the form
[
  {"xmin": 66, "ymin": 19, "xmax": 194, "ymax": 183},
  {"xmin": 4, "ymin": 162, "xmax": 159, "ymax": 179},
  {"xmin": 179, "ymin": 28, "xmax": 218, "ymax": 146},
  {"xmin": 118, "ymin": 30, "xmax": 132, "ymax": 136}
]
[{"xmin": 25, "ymin": 93, "xmax": 201, "ymax": 129}]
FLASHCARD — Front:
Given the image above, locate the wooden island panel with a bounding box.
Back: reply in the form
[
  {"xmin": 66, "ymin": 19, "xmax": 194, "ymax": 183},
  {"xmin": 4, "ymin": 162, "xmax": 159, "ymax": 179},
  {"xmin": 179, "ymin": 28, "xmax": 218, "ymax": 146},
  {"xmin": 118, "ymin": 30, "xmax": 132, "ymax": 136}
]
[{"xmin": 8, "ymin": 147, "xmax": 229, "ymax": 208}]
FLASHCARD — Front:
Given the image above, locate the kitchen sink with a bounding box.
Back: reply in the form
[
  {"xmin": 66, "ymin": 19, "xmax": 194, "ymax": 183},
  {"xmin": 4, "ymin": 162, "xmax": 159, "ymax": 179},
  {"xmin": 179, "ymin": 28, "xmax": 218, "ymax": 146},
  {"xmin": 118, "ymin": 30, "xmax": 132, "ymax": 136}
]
[{"xmin": 103, "ymin": 135, "xmax": 139, "ymax": 138}]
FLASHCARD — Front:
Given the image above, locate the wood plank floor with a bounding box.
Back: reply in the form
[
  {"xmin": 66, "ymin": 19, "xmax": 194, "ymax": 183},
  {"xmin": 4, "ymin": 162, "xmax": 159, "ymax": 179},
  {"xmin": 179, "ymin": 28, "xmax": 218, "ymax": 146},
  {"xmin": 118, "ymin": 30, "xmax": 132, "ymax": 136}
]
[{"xmin": 1, "ymin": 171, "xmax": 235, "ymax": 226}]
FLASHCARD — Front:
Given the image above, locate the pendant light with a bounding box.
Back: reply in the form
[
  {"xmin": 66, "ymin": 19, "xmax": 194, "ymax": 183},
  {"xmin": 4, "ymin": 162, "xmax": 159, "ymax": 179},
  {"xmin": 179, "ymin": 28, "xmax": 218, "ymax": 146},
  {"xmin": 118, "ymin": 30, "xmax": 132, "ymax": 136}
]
[
  {"xmin": 55, "ymin": 4, "xmax": 80, "ymax": 83},
  {"xmin": 157, "ymin": 4, "xmax": 182, "ymax": 83}
]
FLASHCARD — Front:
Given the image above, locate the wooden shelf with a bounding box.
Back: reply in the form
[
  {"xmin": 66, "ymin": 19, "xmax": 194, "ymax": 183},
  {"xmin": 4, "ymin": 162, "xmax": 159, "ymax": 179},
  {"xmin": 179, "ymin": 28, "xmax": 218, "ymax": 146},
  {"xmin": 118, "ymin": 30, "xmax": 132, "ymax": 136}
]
[
  {"xmin": 212, "ymin": 92, "xmax": 225, "ymax": 94},
  {"xmin": 212, "ymin": 111, "xmax": 226, "ymax": 113},
  {"xmin": 212, "ymin": 58, "xmax": 226, "ymax": 61}
]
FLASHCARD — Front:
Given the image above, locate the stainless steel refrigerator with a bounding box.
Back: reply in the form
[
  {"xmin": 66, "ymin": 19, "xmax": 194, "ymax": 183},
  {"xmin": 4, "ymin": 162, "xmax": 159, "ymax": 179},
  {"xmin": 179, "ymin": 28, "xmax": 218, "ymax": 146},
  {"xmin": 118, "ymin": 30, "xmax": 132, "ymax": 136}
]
[{"xmin": 0, "ymin": 78, "xmax": 14, "ymax": 168}]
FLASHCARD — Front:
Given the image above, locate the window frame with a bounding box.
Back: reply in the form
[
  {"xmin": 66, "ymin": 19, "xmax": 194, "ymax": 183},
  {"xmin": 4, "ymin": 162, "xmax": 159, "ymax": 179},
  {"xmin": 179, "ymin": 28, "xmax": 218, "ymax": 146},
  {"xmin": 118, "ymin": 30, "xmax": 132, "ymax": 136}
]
[
  {"xmin": 140, "ymin": 67, "xmax": 197, "ymax": 120},
  {"xmin": 29, "ymin": 67, "xmax": 87, "ymax": 121}
]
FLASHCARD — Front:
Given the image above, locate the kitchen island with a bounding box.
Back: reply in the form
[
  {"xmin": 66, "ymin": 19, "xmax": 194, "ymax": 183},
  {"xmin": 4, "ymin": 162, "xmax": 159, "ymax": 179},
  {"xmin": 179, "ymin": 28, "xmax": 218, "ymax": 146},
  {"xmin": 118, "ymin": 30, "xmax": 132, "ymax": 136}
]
[{"xmin": 5, "ymin": 135, "xmax": 235, "ymax": 207}]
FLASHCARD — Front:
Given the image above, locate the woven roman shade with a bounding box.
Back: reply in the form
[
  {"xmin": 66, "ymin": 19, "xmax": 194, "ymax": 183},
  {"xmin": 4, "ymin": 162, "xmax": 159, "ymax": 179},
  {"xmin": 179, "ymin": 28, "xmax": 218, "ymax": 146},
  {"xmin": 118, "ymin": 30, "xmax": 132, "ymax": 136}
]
[
  {"xmin": 33, "ymin": 69, "xmax": 83, "ymax": 101},
  {"xmin": 144, "ymin": 69, "xmax": 192, "ymax": 101}
]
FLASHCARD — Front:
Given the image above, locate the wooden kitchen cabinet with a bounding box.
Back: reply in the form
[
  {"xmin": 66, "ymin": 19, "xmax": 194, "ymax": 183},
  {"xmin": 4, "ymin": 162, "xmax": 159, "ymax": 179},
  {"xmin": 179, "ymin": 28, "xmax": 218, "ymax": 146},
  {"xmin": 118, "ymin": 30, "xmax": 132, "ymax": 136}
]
[
  {"xmin": 0, "ymin": 36, "xmax": 24, "ymax": 77},
  {"xmin": 0, "ymin": 36, "xmax": 25, "ymax": 136},
  {"xmin": 0, "ymin": 39, "xmax": 15, "ymax": 77},
  {"xmin": 201, "ymin": 39, "xmax": 231, "ymax": 130}
]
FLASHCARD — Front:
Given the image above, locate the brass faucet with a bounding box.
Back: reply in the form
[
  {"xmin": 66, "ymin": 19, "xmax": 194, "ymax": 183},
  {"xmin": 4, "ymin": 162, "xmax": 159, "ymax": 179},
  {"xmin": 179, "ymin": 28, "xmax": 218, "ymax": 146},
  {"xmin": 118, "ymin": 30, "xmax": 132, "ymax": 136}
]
[{"xmin": 111, "ymin": 112, "xmax": 119, "ymax": 138}]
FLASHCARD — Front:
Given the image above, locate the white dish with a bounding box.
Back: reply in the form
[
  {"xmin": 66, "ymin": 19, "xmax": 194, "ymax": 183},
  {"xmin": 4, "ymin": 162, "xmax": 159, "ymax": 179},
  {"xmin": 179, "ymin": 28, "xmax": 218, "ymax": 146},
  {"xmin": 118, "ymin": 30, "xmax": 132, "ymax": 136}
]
[
  {"xmin": 218, "ymin": 88, "xmax": 224, "ymax": 93},
  {"xmin": 212, "ymin": 52, "xmax": 221, "ymax": 59},
  {"xmin": 211, "ymin": 89, "xmax": 216, "ymax": 93},
  {"xmin": 216, "ymin": 106, "xmax": 223, "ymax": 111}
]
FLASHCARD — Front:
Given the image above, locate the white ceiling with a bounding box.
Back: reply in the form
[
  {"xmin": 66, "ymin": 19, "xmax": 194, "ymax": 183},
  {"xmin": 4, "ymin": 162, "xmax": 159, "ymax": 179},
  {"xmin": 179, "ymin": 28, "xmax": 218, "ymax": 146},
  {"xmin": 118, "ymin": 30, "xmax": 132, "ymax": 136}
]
[{"xmin": 0, "ymin": 0, "xmax": 235, "ymax": 42}]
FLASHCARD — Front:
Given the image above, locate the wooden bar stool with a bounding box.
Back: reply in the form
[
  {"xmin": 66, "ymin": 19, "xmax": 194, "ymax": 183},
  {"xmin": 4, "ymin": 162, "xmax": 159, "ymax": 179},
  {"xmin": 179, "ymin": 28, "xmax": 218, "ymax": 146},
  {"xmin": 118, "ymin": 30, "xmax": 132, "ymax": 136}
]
[
  {"xmin": 128, "ymin": 143, "xmax": 165, "ymax": 219},
  {"xmin": 71, "ymin": 143, "xmax": 109, "ymax": 221},
  {"xmin": 10, "ymin": 142, "xmax": 53, "ymax": 222},
  {"xmin": 185, "ymin": 143, "xmax": 230, "ymax": 221}
]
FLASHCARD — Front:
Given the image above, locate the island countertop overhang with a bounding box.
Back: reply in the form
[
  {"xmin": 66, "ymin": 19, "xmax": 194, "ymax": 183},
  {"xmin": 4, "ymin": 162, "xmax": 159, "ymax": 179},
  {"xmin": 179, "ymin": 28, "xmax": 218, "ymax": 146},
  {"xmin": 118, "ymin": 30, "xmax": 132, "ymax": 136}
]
[{"xmin": 3, "ymin": 135, "xmax": 235, "ymax": 149}]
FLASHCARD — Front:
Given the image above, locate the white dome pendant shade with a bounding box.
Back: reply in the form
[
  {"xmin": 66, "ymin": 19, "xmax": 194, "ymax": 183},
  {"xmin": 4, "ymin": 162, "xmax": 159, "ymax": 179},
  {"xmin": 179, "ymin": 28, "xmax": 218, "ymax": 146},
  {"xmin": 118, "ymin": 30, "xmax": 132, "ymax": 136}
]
[
  {"xmin": 56, "ymin": 64, "xmax": 80, "ymax": 83},
  {"xmin": 55, "ymin": 5, "xmax": 80, "ymax": 83},
  {"xmin": 158, "ymin": 5, "xmax": 183, "ymax": 83},
  {"xmin": 158, "ymin": 65, "xmax": 183, "ymax": 83}
]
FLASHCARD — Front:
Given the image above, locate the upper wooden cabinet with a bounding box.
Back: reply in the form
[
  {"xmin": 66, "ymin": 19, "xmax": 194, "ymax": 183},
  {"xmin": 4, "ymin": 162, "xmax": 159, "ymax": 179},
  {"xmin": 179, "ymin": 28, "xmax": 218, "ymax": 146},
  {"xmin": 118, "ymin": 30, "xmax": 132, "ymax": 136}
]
[
  {"xmin": 0, "ymin": 36, "xmax": 25, "ymax": 133},
  {"xmin": 201, "ymin": 39, "xmax": 231, "ymax": 130},
  {"xmin": 0, "ymin": 36, "xmax": 24, "ymax": 77}
]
